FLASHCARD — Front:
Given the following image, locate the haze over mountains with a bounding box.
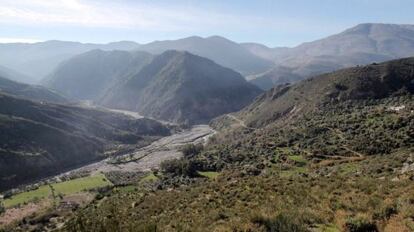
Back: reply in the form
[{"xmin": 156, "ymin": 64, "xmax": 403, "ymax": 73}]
[
  {"xmin": 0, "ymin": 41, "xmax": 141, "ymax": 82},
  {"xmin": 136, "ymin": 36, "xmax": 274, "ymax": 76},
  {"xmin": 1, "ymin": 23, "xmax": 414, "ymax": 91}
]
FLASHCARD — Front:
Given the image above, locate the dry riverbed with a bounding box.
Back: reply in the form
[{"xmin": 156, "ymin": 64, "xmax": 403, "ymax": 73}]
[{"xmin": 60, "ymin": 124, "xmax": 215, "ymax": 177}]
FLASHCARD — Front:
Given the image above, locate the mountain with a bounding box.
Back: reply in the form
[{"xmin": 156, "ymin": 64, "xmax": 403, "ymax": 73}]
[
  {"xmin": 0, "ymin": 40, "xmax": 141, "ymax": 82},
  {"xmin": 0, "ymin": 65, "xmax": 33, "ymax": 84},
  {"xmin": 0, "ymin": 93, "xmax": 169, "ymax": 190},
  {"xmin": 234, "ymin": 57, "xmax": 414, "ymax": 128},
  {"xmin": 250, "ymin": 23, "xmax": 414, "ymax": 89},
  {"xmin": 0, "ymin": 76, "xmax": 68, "ymax": 104},
  {"xmin": 241, "ymin": 42, "xmax": 289, "ymax": 61},
  {"xmin": 137, "ymin": 36, "xmax": 273, "ymax": 75},
  {"xmin": 61, "ymin": 58, "xmax": 414, "ymax": 231},
  {"xmin": 246, "ymin": 65, "xmax": 303, "ymax": 90},
  {"xmin": 44, "ymin": 50, "xmax": 153, "ymax": 100},
  {"xmin": 100, "ymin": 50, "xmax": 263, "ymax": 124}
]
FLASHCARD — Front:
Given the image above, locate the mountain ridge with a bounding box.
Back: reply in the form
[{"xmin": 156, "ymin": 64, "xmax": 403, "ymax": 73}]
[{"xmin": 100, "ymin": 50, "xmax": 263, "ymax": 124}]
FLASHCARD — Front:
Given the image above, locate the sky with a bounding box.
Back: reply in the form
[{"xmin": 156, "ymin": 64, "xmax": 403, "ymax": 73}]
[{"xmin": 0, "ymin": 0, "xmax": 413, "ymax": 47}]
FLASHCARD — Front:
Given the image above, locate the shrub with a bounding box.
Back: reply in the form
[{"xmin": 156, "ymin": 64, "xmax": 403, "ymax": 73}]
[
  {"xmin": 251, "ymin": 213, "xmax": 307, "ymax": 232},
  {"xmin": 181, "ymin": 143, "xmax": 204, "ymax": 158},
  {"xmin": 345, "ymin": 216, "xmax": 378, "ymax": 232},
  {"xmin": 160, "ymin": 158, "xmax": 198, "ymax": 177},
  {"xmin": 0, "ymin": 200, "xmax": 5, "ymax": 215}
]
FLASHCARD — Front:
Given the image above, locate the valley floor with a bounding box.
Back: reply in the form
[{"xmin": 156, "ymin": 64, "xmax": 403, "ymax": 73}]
[{"xmin": 0, "ymin": 122, "xmax": 215, "ymax": 230}]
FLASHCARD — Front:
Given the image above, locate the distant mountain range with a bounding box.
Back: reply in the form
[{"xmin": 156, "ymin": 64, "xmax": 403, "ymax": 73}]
[
  {"xmin": 248, "ymin": 23, "xmax": 414, "ymax": 89},
  {"xmin": 136, "ymin": 36, "xmax": 273, "ymax": 76},
  {"xmin": 1, "ymin": 23, "xmax": 414, "ymax": 89},
  {"xmin": 0, "ymin": 41, "xmax": 140, "ymax": 82},
  {"xmin": 46, "ymin": 50, "xmax": 262, "ymax": 124}
]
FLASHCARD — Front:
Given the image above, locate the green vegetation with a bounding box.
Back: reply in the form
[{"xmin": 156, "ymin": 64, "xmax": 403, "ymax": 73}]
[
  {"xmin": 288, "ymin": 155, "xmax": 307, "ymax": 166},
  {"xmin": 0, "ymin": 200, "xmax": 4, "ymax": 215},
  {"xmin": 4, "ymin": 174, "xmax": 111, "ymax": 208},
  {"xmin": 0, "ymin": 92, "xmax": 169, "ymax": 191},
  {"xmin": 9, "ymin": 58, "xmax": 414, "ymax": 231},
  {"xmin": 197, "ymin": 171, "xmax": 219, "ymax": 179},
  {"xmin": 140, "ymin": 173, "xmax": 159, "ymax": 183}
]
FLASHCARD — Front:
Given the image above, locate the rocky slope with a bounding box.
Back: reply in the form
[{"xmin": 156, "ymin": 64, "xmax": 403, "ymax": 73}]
[{"xmin": 240, "ymin": 57, "xmax": 414, "ymax": 127}]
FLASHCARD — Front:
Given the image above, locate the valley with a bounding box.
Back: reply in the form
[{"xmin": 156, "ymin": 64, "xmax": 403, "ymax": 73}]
[
  {"xmin": 0, "ymin": 5, "xmax": 414, "ymax": 230},
  {"xmin": 58, "ymin": 124, "xmax": 215, "ymax": 176},
  {"xmin": 0, "ymin": 113, "xmax": 215, "ymax": 229}
]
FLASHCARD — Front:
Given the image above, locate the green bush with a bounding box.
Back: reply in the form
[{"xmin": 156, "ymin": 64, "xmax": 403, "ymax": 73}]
[{"xmin": 160, "ymin": 158, "xmax": 198, "ymax": 177}]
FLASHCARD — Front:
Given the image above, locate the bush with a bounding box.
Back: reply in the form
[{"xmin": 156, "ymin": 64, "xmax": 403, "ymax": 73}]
[
  {"xmin": 160, "ymin": 158, "xmax": 198, "ymax": 177},
  {"xmin": 251, "ymin": 213, "xmax": 307, "ymax": 232},
  {"xmin": 0, "ymin": 201, "xmax": 5, "ymax": 215},
  {"xmin": 181, "ymin": 144, "xmax": 204, "ymax": 158},
  {"xmin": 345, "ymin": 217, "xmax": 378, "ymax": 232}
]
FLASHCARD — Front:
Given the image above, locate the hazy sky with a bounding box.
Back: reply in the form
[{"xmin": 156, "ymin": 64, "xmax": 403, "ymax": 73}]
[{"xmin": 0, "ymin": 0, "xmax": 413, "ymax": 47}]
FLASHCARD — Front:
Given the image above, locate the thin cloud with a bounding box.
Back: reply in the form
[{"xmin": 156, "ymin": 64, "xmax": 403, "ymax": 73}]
[
  {"xmin": 0, "ymin": 37, "xmax": 42, "ymax": 43},
  {"xmin": 0, "ymin": 0, "xmax": 328, "ymax": 32}
]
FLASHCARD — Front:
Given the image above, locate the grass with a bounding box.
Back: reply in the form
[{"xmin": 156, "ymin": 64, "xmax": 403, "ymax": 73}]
[
  {"xmin": 280, "ymin": 167, "xmax": 308, "ymax": 178},
  {"xmin": 315, "ymin": 224, "xmax": 341, "ymax": 232},
  {"xmin": 140, "ymin": 173, "xmax": 159, "ymax": 183},
  {"xmin": 4, "ymin": 174, "xmax": 111, "ymax": 208},
  {"xmin": 115, "ymin": 185, "xmax": 138, "ymax": 193},
  {"xmin": 288, "ymin": 155, "xmax": 307, "ymax": 165},
  {"xmin": 198, "ymin": 171, "xmax": 219, "ymax": 179}
]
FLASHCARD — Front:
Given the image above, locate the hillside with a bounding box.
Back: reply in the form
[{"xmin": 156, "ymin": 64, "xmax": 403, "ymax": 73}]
[
  {"xmin": 0, "ymin": 76, "xmax": 68, "ymax": 104},
  {"xmin": 137, "ymin": 36, "xmax": 273, "ymax": 75},
  {"xmin": 241, "ymin": 57, "xmax": 414, "ymax": 128},
  {"xmin": 100, "ymin": 50, "xmax": 263, "ymax": 124},
  {"xmin": 0, "ymin": 65, "xmax": 33, "ymax": 84},
  {"xmin": 57, "ymin": 58, "xmax": 414, "ymax": 232},
  {"xmin": 0, "ymin": 93, "xmax": 170, "ymax": 190},
  {"xmin": 0, "ymin": 41, "xmax": 140, "ymax": 82},
  {"xmin": 44, "ymin": 50, "xmax": 153, "ymax": 100},
  {"xmin": 250, "ymin": 23, "xmax": 414, "ymax": 89}
]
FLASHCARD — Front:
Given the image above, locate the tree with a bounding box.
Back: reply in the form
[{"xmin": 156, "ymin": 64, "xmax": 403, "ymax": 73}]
[
  {"xmin": 0, "ymin": 200, "xmax": 5, "ymax": 215},
  {"xmin": 49, "ymin": 184, "xmax": 58, "ymax": 209}
]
